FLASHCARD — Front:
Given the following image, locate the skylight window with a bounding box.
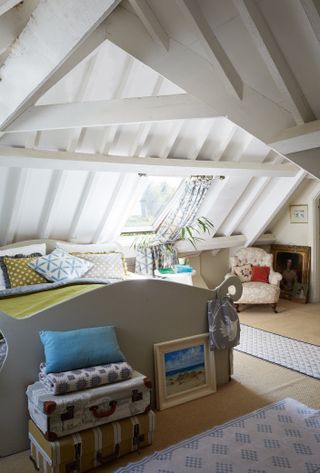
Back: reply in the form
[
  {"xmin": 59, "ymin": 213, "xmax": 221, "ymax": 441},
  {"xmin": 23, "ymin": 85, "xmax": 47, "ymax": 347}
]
[{"xmin": 123, "ymin": 176, "xmax": 183, "ymax": 233}]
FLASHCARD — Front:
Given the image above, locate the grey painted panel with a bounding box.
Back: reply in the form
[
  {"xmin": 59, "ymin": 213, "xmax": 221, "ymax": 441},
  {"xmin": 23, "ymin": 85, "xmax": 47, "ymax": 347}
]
[{"xmin": 0, "ymin": 276, "xmax": 241, "ymax": 456}]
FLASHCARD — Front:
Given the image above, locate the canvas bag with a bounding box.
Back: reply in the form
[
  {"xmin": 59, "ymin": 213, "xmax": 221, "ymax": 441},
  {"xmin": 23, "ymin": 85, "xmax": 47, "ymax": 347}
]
[{"xmin": 207, "ymin": 295, "xmax": 240, "ymax": 350}]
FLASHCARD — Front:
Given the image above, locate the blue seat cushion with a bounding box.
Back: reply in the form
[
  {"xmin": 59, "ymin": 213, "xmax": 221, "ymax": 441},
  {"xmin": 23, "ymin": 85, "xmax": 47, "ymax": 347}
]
[{"xmin": 39, "ymin": 325, "xmax": 125, "ymax": 374}]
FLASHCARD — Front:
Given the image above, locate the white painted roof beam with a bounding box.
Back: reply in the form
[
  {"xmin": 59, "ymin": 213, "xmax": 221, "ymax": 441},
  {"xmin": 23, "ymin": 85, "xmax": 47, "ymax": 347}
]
[
  {"xmin": 0, "ymin": 0, "xmax": 121, "ymax": 129},
  {"xmin": 128, "ymin": 0, "xmax": 169, "ymax": 51},
  {"xmin": 105, "ymin": 6, "xmax": 294, "ymax": 144},
  {"xmin": 234, "ymin": 0, "xmax": 315, "ymax": 124},
  {"xmin": 244, "ymin": 170, "xmax": 306, "ymax": 246},
  {"xmin": 176, "ymin": 0, "xmax": 243, "ymax": 99},
  {"xmin": 0, "ymin": 0, "xmax": 23, "ymax": 17},
  {"xmin": 300, "ymin": 0, "xmax": 320, "ymax": 43},
  {"xmin": 0, "ymin": 146, "xmax": 298, "ymax": 177},
  {"xmin": 175, "ymin": 235, "xmax": 247, "ymax": 254},
  {"xmin": 270, "ymin": 119, "xmax": 320, "ymax": 154},
  {"xmin": 3, "ymin": 94, "xmax": 216, "ymax": 133},
  {"xmin": 0, "ymin": 1, "xmax": 38, "ymax": 56}
]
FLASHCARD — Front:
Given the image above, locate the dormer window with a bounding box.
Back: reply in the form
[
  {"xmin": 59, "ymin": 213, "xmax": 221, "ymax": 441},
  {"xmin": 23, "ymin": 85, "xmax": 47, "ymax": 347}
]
[{"xmin": 122, "ymin": 176, "xmax": 183, "ymax": 233}]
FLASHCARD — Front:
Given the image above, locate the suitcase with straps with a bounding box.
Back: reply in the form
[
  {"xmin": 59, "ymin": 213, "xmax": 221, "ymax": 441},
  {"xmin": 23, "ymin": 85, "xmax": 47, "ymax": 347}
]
[{"xmin": 29, "ymin": 410, "xmax": 155, "ymax": 473}]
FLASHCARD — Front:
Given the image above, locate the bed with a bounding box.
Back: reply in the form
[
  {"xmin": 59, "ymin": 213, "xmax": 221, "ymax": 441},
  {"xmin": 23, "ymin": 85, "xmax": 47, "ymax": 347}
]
[{"xmin": 0, "ymin": 240, "xmax": 242, "ymax": 457}]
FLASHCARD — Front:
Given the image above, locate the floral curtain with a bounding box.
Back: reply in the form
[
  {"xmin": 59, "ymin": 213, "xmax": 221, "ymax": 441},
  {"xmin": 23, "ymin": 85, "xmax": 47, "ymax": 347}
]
[{"xmin": 135, "ymin": 176, "xmax": 213, "ymax": 275}]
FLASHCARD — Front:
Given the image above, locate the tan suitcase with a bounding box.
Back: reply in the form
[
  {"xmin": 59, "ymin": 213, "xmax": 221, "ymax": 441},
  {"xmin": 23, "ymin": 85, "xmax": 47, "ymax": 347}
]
[{"xmin": 29, "ymin": 410, "xmax": 155, "ymax": 472}]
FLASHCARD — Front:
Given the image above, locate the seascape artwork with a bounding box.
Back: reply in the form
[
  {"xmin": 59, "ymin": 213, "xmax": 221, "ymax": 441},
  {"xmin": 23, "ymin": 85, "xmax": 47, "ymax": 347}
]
[{"xmin": 164, "ymin": 344, "xmax": 206, "ymax": 397}]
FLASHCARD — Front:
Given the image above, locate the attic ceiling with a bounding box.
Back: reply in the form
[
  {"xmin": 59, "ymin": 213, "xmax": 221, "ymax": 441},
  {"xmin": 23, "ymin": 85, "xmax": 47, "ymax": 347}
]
[{"xmin": 0, "ymin": 0, "xmax": 319, "ymax": 250}]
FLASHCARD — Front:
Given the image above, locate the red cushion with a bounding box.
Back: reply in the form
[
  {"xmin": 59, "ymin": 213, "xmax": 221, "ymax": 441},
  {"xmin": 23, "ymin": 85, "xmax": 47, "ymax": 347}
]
[{"xmin": 251, "ymin": 265, "xmax": 270, "ymax": 283}]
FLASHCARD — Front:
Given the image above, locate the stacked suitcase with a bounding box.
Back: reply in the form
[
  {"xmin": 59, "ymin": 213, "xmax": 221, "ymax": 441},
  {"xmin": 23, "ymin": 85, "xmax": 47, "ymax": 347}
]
[{"xmin": 27, "ymin": 371, "xmax": 155, "ymax": 472}]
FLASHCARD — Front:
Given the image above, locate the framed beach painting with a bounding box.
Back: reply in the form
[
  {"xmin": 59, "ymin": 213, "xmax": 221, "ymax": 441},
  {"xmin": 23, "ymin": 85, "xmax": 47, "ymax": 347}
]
[{"xmin": 154, "ymin": 334, "xmax": 216, "ymax": 410}]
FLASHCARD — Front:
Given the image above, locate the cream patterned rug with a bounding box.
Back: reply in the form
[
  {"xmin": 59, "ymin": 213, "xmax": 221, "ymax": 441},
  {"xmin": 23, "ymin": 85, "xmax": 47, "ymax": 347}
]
[
  {"xmin": 115, "ymin": 398, "xmax": 320, "ymax": 473},
  {"xmin": 235, "ymin": 324, "xmax": 320, "ymax": 380}
]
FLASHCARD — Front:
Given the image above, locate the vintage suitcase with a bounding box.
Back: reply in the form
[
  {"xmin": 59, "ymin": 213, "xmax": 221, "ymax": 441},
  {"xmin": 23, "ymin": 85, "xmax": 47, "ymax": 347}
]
[
  {"xmin": 27, "ymin": 371, "xmax": 152, "ymax": 440},
  {"xmin": 29, "ymin": 410, "xmax": 155, "ymax": 473}
]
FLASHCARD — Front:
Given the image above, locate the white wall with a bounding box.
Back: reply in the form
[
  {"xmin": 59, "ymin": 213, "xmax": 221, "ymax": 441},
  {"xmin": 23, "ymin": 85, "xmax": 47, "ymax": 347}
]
[{"xmin": 269, "ymin": 178, "xmax": 320, "ymax": 302}]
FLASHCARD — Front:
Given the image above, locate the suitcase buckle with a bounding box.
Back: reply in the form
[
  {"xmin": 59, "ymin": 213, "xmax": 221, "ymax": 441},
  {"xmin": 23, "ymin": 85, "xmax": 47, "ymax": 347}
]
[
  {"xmin": 66, "ymin": 442, "xmax": 81, "ymax": 472},
  {"xmin": 132, "ymin": 389, "xmax": 143, "ymax": 402},
  {"xmin": 61, "ymin": 406, "xmax": 74, "ymax": 422}
]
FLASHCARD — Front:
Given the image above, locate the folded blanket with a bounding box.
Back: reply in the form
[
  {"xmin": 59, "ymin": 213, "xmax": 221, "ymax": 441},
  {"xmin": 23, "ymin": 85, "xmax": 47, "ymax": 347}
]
[{"xmin": 39, "ymin": 361, "xmax": 133, "ymax": 395}]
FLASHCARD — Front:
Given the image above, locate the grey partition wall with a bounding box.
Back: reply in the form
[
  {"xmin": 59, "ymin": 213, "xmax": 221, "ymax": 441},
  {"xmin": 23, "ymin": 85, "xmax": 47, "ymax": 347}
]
[{"xmin": 0, "ymin": 276, "xmax": 242, "ymax": 456}]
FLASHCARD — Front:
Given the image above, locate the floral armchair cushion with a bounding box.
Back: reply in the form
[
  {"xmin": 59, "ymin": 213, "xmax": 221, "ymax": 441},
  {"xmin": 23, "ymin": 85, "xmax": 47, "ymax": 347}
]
[
  {"xmin": 230, "ymin": 247, "xmax": 282, "ymax": 287},
  {"xmin": 233, "ymin": 264, "xmax": 252, "ymax": 282}
]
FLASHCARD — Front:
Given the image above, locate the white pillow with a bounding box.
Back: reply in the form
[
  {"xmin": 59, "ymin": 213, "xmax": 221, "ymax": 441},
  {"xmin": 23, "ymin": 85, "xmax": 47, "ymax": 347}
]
[
  {"xmin": 55, "ymin": 241, "xmax": 122, "ymax": 253},
  {"xmin": 78, "ymin": 253, "xmax": 127, "ymax": 279},
  {"xmin": 0, "ymin": 243, "xmax": 46, "ymax": 290},
  {"xmin": 28, "ymin": 248, "xmax": 93, "ymax": 283}
]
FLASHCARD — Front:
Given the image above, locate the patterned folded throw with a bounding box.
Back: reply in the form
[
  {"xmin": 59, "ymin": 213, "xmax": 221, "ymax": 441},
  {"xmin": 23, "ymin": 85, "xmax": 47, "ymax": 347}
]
[{"xmin": 39, "ymin": 361, "xmax": 133, "ymax": 395}]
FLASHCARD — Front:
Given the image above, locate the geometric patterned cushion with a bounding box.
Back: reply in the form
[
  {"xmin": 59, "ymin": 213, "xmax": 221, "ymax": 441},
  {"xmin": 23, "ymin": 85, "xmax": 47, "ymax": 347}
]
[
  {"xmin": 74, "ymin": 253, "xmax": 127, "ymax": 279},
  {"xmin": 2, "ymin": 255, "xmax": 47, "ymax": 288},
  {"xmin": 233, "ymin": 263, "xmax": 252, "ymax": 282},
  {"xmin": 28, "ymin": 248, "xmax": 93, "ymax": 283}
]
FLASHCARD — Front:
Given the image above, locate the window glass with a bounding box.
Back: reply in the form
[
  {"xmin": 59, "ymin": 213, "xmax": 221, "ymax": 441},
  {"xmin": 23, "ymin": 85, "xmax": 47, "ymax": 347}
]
[{"xmin": 123, "ymin": 176, "xmax": 183, "ymax": 232}]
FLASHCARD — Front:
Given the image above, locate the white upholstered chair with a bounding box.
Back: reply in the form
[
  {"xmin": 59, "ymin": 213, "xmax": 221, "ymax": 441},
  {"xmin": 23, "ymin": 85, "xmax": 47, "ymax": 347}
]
[{"xmin": 226, "ymin": 247, "xmax": 282, "ymax": 313}]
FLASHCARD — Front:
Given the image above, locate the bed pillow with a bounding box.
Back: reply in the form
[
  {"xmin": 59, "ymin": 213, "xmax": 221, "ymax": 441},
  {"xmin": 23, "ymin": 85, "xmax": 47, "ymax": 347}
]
[
  {"xmin": 233, "ymin": 264, "xmax": 252, "ymax": 282},
  {"xmin": 28, "ymin": 248, "xmax": 93, "ymax": 283},
  {"xmin": 39, "ymin": 326, "xmax": 125, "ymax": 374},
  {"xmin": 73, "ymin": 252, "xmax": 127, "ymax": 279},
  {"xmin": 0, "ymin": 243, "xmax": 46, "ymax": 289},
  {"xmin": 56, "ymin": 241, "xmax": 122, "ymax": 253},
  {"xmin": 1, "ymin": 255, "xmax": 47, "ymax": 288},
  {"xmin": 251, "ymin": 265, "xmax": 270, "ymax": 283}
]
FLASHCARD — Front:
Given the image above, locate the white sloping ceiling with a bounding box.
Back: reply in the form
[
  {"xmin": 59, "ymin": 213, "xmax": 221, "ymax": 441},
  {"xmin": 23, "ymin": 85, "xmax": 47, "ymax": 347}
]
[{"xmin": 0, "ymin": 0, "xmax": 318, "ymax": 250}]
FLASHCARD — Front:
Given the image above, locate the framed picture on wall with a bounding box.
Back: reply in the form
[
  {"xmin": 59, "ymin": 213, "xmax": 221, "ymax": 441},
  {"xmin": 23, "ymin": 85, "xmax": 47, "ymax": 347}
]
[
  {"xmin": 154, "ymin": 334, "xmax": 216, "ymax": 410},
  {"xmin": 271, "ymin": 245, "xmax": 311, "ymax": 303},
  {"xmin": 289, "ymin": 204, "xmax": 308, "ymax": 223}
]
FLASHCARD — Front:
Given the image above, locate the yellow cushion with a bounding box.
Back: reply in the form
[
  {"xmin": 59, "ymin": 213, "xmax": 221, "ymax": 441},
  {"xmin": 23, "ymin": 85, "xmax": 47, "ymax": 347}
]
[{"xmin": 4, "ymin": 256, "xmax": 47, "ymax": 288}]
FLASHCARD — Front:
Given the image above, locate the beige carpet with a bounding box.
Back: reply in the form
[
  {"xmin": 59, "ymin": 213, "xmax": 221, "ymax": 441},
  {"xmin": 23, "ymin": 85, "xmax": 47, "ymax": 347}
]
[{"xmin": 1, "ymin": 300, "xmax": 319, "ymax": 473}]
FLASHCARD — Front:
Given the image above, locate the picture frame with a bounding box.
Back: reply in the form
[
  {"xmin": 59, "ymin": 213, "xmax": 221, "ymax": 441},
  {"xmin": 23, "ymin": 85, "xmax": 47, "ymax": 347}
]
[
  {"xmin": 289, "ymin": 204, "xmax": 308, "ymax": 223},
  {"xmin": 271, "ymin": 245, "xmax": 311, "ymax": 303},
  {"xmin": 154, "ymin": 333, "xmax": 216, "ymax": 410}
]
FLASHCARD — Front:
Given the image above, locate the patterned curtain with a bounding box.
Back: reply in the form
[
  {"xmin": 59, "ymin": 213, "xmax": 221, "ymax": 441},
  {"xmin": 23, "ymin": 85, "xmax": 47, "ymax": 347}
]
[{"xmin": 135, "ymin": 176, "xmax": 213, "ymax": 275}]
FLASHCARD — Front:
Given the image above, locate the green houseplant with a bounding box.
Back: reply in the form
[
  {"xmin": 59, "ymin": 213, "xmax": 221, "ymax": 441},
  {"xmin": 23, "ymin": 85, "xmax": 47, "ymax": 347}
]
[{"xmin": 132, "ymin": 216, "xmax": 214, "ymax": 250}]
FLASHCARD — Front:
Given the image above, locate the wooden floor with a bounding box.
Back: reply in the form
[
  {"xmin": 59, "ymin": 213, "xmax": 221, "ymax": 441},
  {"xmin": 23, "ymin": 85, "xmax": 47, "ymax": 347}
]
[{"xmin": 1, "ymin": 299, "xmax": 319, "ymax": 473}]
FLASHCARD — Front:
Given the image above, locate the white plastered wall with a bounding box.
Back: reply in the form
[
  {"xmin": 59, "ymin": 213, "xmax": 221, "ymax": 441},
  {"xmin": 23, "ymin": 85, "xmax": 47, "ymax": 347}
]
[{"xmin": 269, "ymin": 178, "xmax": 320, "ymax": 302}]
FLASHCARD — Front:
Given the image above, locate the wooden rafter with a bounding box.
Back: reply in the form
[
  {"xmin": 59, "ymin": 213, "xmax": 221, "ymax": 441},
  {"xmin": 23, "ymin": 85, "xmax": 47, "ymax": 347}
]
[
  {"xmin": 105, "ymin": 6, "xmax": 294, "ymax": 144},
  {"xmin": 176, "ymin": 0, "xmax": 243, "ymax": 99},
  {"xmin": 0, "ymin": 0, "xmax": 121, "ymax": 129},
  {"xmin": 0, "ymin": 145, "xmax": 298, "ymax": 177},
  {"xmin": 234, "ymin": 0, "xmax": 314, "ymax": 124},
  {"xmin": 3, "ymin": 94, "xmax": 216, "ymax": 133}
]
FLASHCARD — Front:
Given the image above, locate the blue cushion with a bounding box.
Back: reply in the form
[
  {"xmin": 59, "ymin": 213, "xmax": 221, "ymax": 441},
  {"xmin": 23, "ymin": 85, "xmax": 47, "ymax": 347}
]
[
  {"xmin": 28, "ymin": 248, "xmax": 93, "ymax": 283},
  {"xmin": 39, "ymin": 326, "xmax": 125, "ymax": 374}
]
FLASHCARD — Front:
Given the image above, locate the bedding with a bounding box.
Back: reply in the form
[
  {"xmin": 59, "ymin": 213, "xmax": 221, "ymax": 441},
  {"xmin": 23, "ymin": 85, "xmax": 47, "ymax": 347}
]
[
  {"xmin": 0, "ymin": 273, "xmax": 147, "ymax": 318},
  {"xmin": 75, "ymin": 252, "xmax": 127, "ymax": 279},
  {"xmin": 39, "ymin": 361, "xmax": 133, "ymax": 395},
  {"xmin": 29, "ymin": 248, "xmax": 93, "ymax": 282},
  {"xmin": 56, "ymin": 241, "xmax": 122, "ymax": 252},
  {"xmin": 0, "ymin": 282, "xmax": 105, "ymax": 318},
  {"xmin": 2, "ymin": 255, "xmax": 47, "ymax": 288},
  {"xmin": 0, "ymin": 243, "xmax": 46, "ymax": 289}
]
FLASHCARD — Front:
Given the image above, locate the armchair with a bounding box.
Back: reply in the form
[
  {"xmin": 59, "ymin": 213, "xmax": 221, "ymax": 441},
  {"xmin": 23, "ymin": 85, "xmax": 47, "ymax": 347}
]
[{"xmin": 226, "ymin": 247, "xmax": 282, "ymax": 313}]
